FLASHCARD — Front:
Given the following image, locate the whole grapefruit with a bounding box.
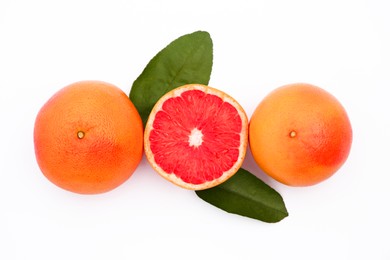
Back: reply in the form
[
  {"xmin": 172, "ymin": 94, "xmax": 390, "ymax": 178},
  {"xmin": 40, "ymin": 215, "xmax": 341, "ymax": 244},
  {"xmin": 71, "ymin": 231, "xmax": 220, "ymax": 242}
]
[
  {"xmin": 34, "ymin": 81, "xmax": 143, "ymax": 194},
  {"xmin": 144, "ymin": 84, "xmax": 248, "ymax": 190},
  {"xmin": 249, "ymin": 83, "xmax": 352, "ymax": 186}
]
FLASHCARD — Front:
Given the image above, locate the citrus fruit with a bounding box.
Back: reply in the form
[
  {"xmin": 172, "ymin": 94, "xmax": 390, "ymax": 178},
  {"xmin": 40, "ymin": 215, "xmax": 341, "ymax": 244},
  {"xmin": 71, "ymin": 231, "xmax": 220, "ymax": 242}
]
[
  {"xmin": 144, "ymin": 84, "xmax": 248, "ymax": 190},
  {"xmin": 249, "ymin": 83, "xmax": 352, "ymax": 187},
  {"xmin": 34, "ymin": 80, "xmax": 143, "ymax": 194}
]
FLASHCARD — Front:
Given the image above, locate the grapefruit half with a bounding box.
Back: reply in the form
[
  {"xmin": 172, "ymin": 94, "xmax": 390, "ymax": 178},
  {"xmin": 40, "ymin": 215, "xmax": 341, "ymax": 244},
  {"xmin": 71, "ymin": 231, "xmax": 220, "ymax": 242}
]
[{"xmin": 144, "ymin": 84, "xmax": 248, "ymax": 190}]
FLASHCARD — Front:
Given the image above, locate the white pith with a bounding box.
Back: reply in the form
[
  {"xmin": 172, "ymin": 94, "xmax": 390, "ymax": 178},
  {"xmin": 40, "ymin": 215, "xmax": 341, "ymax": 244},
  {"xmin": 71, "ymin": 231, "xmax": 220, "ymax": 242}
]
[
  {"xmin": 188, "ymin": 128, "xmax": 203, "ymax": 147},
  {"xmin": 144, "ymin": 84, "xmax": 248, "ymax": 190}
]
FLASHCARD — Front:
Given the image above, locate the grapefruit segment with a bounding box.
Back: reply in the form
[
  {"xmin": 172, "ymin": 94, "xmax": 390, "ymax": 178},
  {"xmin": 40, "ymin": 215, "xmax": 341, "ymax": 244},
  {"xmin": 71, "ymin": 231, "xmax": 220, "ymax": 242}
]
[{"xmin": 144, "ymin": 84, "xmax": 248, "ymax": 190}]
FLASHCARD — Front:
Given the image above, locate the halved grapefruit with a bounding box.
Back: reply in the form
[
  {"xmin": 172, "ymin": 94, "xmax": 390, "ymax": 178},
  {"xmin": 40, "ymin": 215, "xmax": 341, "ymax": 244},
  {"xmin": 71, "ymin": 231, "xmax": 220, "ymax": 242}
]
[{"xmin": 144, "ymin": 84, "xmax": 248, "ymax": 190}]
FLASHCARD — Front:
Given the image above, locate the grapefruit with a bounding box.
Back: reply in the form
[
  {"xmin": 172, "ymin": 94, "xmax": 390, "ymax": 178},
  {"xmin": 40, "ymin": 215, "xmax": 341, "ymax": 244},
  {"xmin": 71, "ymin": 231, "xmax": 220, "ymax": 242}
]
[
  {"xmin": 249, "ymin": 83, "xmax": 352, "ymax": 186},
  {"xmin": 34, "ymin": 80, "xmax": 143, "ymax": 194},
  {"xmin": 144, "ymin": 84, "xmax": 248, "ymax": 190}
]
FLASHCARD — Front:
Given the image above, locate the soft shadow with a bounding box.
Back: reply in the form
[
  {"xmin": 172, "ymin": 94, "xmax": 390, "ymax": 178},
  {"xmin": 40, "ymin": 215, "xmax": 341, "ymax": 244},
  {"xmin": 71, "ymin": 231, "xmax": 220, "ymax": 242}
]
[{"xmin": 241, "ymin": 147, "xmax": 286, "ymax": 192}]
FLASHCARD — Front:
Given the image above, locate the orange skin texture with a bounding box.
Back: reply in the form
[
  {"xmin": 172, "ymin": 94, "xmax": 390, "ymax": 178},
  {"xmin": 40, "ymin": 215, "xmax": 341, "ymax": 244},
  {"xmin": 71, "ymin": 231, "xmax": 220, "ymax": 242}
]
[
  {"xmin": 249, "ymin": 83, "xmax": 352, "ymax": 186},
  {"xmin": 34, "ymin": 81, "xmax": 143, "ymax": 194}
]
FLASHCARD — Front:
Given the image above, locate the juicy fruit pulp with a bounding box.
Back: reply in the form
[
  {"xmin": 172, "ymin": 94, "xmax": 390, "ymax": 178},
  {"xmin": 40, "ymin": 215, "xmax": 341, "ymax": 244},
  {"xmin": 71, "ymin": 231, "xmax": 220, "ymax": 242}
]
[
  {"xmin": 144, "ymin": 84, "xmax": 248, "ymax": 190},
  {"xmin": 249, "ymin": 83, "xmax": 352, "ymax": 186},
  {"xmin": 34, "ymin": 81, "xmax": 144, "ymax": 194}
]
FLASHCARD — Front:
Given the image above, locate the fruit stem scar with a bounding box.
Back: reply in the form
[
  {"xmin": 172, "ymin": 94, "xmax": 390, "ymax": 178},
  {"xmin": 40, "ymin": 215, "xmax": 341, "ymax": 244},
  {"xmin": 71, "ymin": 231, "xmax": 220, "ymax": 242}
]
[
  {"xmin": 77, "ymin": 131, "xmax": 85, "ymax": 139},
  {"xmin": 289, "ymin": 131, "xmax": 297, "ymax": 138}
]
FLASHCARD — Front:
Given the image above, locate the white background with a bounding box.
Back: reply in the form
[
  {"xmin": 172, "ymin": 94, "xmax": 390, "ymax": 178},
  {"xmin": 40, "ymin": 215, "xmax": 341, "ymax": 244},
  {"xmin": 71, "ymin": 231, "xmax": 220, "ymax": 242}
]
[{"xmin": 1, "ymin": 0, "xmax": 389, "ymax": 259}]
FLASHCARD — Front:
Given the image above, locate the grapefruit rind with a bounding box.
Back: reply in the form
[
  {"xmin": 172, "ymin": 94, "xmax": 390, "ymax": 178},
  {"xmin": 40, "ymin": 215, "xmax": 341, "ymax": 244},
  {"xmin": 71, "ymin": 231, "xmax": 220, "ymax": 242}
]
[
  {"xmin": 144, "ymin": 84, "xmax": 248, "ymax": 190},
  {"xmin": 248, "ymin": 83, "xmax": 352, "ymax": 187}
]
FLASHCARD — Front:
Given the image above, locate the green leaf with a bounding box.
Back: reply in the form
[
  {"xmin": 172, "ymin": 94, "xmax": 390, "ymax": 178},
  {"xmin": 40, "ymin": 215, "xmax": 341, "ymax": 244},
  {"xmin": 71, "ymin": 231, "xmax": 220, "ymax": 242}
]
[
  {"xmin": 196, "ymin": 168, "xmax": 289, "ymax": 223},
  {"xmin": 130, "ymin": 30, "xmax": 213, "ymax": 126},
  {"xmin": 129, "ymin": 31, "xmax": 287, "ymax": 223}
]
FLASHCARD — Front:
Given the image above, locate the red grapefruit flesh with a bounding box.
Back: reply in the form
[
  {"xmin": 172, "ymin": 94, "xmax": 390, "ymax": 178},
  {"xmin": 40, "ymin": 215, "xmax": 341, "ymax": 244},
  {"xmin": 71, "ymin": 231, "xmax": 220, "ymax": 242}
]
[{"xmin": 144, "ymin": 84, "xmax": 248, "ymax": 190}]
